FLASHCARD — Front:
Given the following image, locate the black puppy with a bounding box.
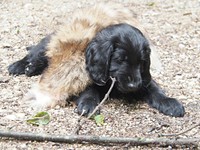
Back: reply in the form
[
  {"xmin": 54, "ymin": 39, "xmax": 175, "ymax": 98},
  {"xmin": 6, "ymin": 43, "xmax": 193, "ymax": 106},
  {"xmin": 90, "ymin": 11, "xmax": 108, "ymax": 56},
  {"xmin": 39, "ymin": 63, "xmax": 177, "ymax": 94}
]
[
  {"xmin": 8, "ymin": 35, "xmax": 50, "ymax": 76},
  {"xmin": 75, "ymin": 23, "xmax": 185, "ymax": 117}
]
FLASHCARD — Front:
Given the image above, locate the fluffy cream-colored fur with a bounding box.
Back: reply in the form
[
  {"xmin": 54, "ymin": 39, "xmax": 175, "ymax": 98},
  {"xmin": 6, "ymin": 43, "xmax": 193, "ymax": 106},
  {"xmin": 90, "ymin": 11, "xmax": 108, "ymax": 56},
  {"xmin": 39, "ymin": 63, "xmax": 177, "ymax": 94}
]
[{"xmin": 27, "ymin": 3, "xmax": 162, "ymax": 109}]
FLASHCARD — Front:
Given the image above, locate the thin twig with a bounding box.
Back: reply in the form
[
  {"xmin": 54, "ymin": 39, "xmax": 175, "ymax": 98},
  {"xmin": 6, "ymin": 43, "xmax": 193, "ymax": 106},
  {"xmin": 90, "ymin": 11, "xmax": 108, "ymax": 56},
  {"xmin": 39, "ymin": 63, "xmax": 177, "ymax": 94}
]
[
  {"xmin": 87, "ymin": 77, "xmax": 116, "ymax": 119},
  {"xmin": 73, "ymin": 110, "xmax": 86, "ymax": 135},
  {"xmin": 0, "ymin": 130, "xmax": 199, "ymax": 147},
  {"xmin": 73, "ymin": 77, "xmax": 116, "ymax": 134},
  {"xmin": 160, "ymin": 122, "xmax": 200, "ymax": 137}
]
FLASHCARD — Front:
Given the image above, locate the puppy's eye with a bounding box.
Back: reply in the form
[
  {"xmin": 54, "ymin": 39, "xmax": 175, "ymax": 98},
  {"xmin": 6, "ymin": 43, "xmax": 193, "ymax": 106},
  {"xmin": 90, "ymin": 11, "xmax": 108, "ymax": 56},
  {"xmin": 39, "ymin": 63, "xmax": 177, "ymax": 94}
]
[
  {"xmin": 116, "ymin": 58, "xmax": 123, "ymax": 64},
  {"xmin": 128, "ymin": 76, "xmax": 132, "ymax": 82},
  {"xmin": 117, "ymin": 56, "xmax": 127, "ymax": 63}
]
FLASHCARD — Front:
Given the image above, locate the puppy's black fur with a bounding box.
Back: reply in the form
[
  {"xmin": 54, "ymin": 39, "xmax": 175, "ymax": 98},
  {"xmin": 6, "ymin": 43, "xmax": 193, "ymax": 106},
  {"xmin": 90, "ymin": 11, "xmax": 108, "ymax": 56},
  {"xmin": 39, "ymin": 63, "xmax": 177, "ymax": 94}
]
[
  {"xmin": 75, "ymin": 23, "xmax": 185, "ymax": 117},
  {"xmin": 8, "ymin": 35, "xmax": 50, "ymax": 76}
]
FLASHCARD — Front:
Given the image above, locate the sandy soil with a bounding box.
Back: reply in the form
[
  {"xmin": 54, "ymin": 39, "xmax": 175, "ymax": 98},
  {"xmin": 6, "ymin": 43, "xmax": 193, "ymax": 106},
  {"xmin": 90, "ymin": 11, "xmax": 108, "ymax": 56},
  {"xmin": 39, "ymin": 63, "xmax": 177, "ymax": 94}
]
[{"xmin": 0, "ymin": 0, "xmax": 199, "ymax": 149}]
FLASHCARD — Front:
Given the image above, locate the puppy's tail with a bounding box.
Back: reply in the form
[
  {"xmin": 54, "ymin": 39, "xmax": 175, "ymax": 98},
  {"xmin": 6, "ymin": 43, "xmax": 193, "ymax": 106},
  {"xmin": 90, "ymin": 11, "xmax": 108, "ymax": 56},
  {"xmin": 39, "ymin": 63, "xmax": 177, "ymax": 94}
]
[
  {"xmin": 24, "ymin": 84, "xmax": 66, "ymax": 111},
  {"xmin": 149, "ymin": 43, "xmax": 163, "ymax": 72}
]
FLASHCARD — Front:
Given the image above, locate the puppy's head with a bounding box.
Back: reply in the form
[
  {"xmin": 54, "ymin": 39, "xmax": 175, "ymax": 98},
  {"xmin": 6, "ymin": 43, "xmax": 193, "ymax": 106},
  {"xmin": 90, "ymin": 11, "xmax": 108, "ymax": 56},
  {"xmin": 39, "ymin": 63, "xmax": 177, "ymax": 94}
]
[{"xmin": 86, "ymin": 23, "xmax": 152, "ymax": 93}]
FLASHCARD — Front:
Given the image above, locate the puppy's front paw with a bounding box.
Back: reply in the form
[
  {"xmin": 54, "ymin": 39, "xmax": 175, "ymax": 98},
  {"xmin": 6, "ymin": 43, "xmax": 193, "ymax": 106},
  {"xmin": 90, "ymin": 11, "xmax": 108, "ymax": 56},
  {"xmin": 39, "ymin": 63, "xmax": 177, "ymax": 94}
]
[
  {"xmin": 159, "ymin": 98, "xmax": 185, "ymax": 117},
  {"xmin": 75, "ymin": 97, "xmax": 99, "ymax": 116}
]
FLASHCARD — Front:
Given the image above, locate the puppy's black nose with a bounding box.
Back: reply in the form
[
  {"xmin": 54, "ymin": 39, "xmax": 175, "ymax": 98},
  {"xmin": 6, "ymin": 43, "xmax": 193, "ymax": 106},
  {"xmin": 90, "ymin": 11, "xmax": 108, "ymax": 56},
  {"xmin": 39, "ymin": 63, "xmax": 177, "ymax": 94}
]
[
  {"xmin": 127, "ymin": 83, "xmax": 134, "ymax": 88},
  {"xmin": 127, "ymin": 81, "xmax": 142, "ymax": 90}
]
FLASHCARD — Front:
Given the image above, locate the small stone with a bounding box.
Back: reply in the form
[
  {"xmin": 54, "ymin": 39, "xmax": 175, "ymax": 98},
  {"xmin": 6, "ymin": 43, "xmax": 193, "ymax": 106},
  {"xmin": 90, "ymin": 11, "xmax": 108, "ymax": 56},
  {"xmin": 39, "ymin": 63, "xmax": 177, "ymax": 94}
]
[
  {"xmin": 0, "ymin": 77, "xmax": 10, "ymax": 83},
  {"xmin": 179, "ymin": 43, "xmax": 185, "ymax": 49}
]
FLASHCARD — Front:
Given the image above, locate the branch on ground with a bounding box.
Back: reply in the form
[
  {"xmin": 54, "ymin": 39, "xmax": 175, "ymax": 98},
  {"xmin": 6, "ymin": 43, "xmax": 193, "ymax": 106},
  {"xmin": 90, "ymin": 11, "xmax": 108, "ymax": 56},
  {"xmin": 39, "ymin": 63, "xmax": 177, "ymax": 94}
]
[{"xmin": 0, "ymin": 130, "xmax": 199, "ymax": 148}]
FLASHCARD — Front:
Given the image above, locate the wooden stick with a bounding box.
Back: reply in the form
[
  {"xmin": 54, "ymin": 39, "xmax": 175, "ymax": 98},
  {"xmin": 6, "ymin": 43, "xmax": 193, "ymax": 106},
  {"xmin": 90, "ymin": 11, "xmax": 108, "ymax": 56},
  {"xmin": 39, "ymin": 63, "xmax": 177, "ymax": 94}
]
[
  {"xmin": 0, "ymin": 130, "xmax": 199, "ymax": 147},
  {"xmin": 73, "ymin": 77, "xmax": 116, "ymax": 134},
  {"xmin": 87, "ymin": 77, "xmax": 116, "ymax": 119}
]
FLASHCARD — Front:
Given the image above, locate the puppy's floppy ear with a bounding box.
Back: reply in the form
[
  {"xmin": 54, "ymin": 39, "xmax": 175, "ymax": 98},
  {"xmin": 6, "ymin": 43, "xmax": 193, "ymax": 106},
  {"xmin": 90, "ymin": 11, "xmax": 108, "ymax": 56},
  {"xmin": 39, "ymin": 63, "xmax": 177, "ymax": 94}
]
[
  {"xmin": 141, "ymin": 47, "xmax": 152, "ymax": 86},
  {"xmin": 86, "ymin": 39, "xmax": 113, "ymax": 86}
]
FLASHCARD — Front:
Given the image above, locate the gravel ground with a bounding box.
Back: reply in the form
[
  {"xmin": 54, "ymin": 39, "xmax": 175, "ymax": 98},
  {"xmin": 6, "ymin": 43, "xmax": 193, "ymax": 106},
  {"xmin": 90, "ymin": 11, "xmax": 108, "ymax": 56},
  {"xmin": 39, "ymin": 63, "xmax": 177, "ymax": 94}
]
[{"xmin": 0, "ymin": 0, "xmax": 199, "ymax": 149}]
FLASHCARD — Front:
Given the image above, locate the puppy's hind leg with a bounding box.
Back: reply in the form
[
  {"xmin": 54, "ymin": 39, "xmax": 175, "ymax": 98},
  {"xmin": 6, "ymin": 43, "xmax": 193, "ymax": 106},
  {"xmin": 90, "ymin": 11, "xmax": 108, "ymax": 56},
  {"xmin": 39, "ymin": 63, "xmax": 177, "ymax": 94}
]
[
  {"xmin": 143, "ymin": 80, "xmax": 185, "ymax": 117},
  {"xmin": 24, "ymin": 35, "xmax": 51, "ymax": 76},
  {"xmin": 8, "ymin": 56, "xmax": 28, "ymax": 75}
]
